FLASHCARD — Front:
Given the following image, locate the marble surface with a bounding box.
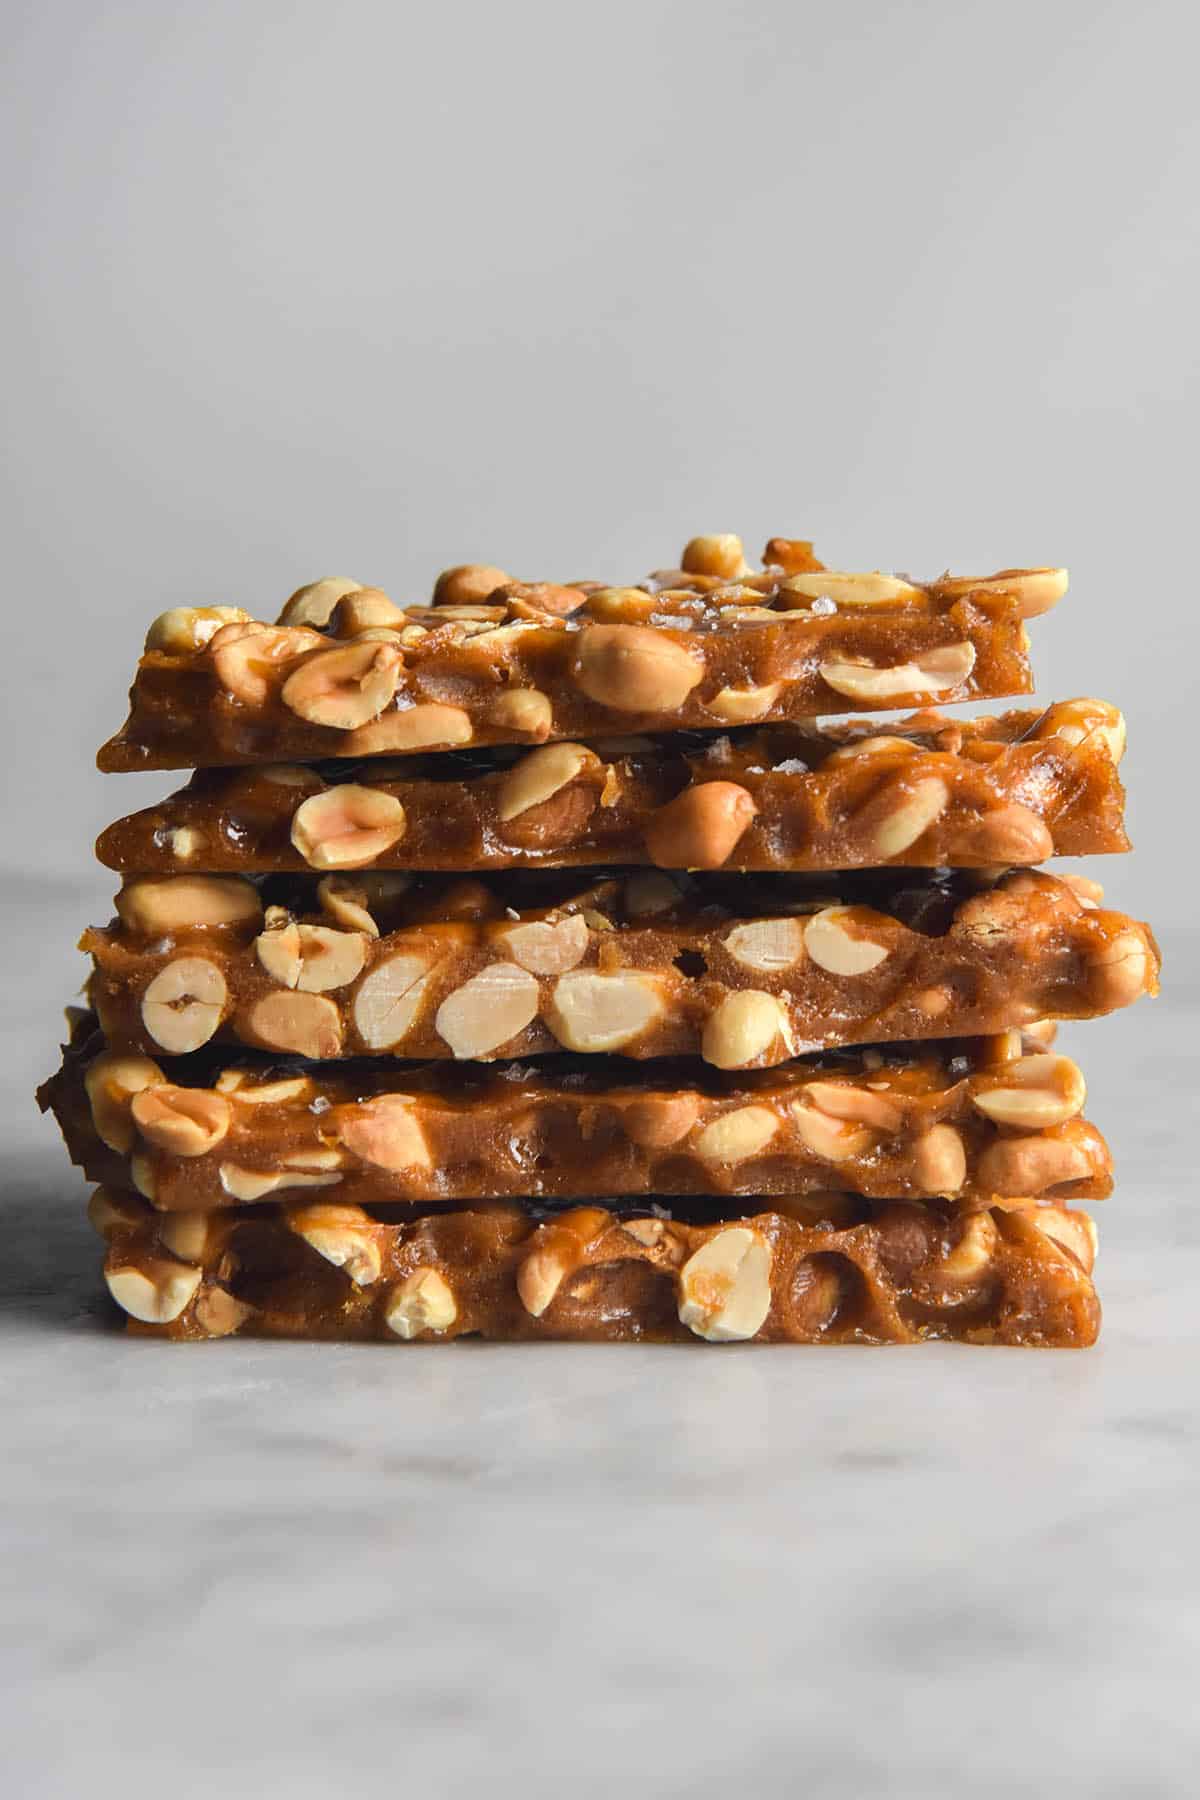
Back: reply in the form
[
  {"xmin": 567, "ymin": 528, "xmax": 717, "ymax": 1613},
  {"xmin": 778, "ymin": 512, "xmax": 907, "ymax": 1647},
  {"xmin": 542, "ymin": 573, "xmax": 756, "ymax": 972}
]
[{"xmin": 3, "ymin": 882, "xmax": 1196, "ymax": 1800}]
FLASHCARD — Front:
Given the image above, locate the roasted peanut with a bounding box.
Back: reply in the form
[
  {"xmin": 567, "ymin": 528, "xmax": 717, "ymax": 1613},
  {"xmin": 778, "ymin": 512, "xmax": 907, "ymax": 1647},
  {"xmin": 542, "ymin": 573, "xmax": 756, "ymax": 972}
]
[
  {"xmin": 145, "ymin": 606, "xmax": 251, "ymax": 654},
  {"xmin": 345, "ymin": 702, "xmax": 473, "ymax": 754},
  {"xmin": 694, "ymin": 1105, "xmax": 780, "ymax": 1165},
  {"xmin": 385, "ymin": 1268, "xmax": 458, "ymax": 1337},
  {"xmin": 932, "ymin": 567, "xmax": 1068, "ymax": 619},
  {"xmin": 331, "ymin": 589, "xmax": 404, "ymax": 635},
  {"xmin": 141, "ymin": 957, "xmax": 227, "ymax": 1053},
  {"xmin": 643, "ymin": 782, "xmax": 757, "ymax": 870},
  {"xmin": 291, "ymin": 785, "xmax": 407, "ymax": 869},
  {"xmin": 194, "ymin": 1287, "xmax": 256, "ymax": 1337},
  {"xmin": 84, "ymin": 1051, "xmax": 167, "ymax": 1152},
  {"xmin": 157, "ymin": 1211, "xmax": 212, "ymax": 1262},
  {"xmin": 1088, "ymin": 928, "xmax": 1155, "ymax": 1009},
  {"xmin": 1026, "ymin": 1205, "xmax": 1098, "ymax": 1272},
  {"xmin": 432, "ymin": 564, "xmax": 510, "ymax": 607},
  {"xmin": 620, "ymin": 1092, "xmax": 702, "ymax": 1149},
  {"xmin": 352, "ymin": 954, "xmax": 433, "ymax": 1049},
  {"xmin": 278, "ymin": 577, "xmax": 364, "ymax": 628},
  {"xmin": 976, "ymin": 1134, "xmax": 1095, "ymax": 1197},
  {"xmin": 435, "ymin": 963, "xmax": 540, "ymax": 1059},
  {"xmin": 255, "ymin": 922, "xmax": 367, "ymax": 993},
  {"xmin": 219, "ymin": 1164, "xmax": 341, "ymax": 1201},
  {"xmin": 802, "ymin": 1081, "xmax": 902, "ymax": 1132},
  {"xmin": 789, "ymin": 1100, "xmax": 870, "ymax": 1162},
  {"xmin": 117, "ymin": 875, "xmax": 262, "ymax": 936},
  {"xmin": 573, "ymin": 624, "xmax": 703, "ymax": 713},
  {"xmin": 496, "ymin": 743, "xmax": 599, "ymax": 823},
  {"xmin": 680, "ymin": 534, "xmax": 750, "ymax": 580},
  {"xmin": 960, "ymin": 802, "xmax": 1054, "ymax": 865},
  {"xmin": 707, "ymin": 682, "xmax": 782, "ymax": 724},
  {"xmin": 286, "ymin": 1201, "xmax": 381, "ymax": 1285},
  {"xmin": 281, "ymin": 640, "xmax": 401, "ymax": 730},
  {"xmin": 803, "ymin": 906, "xmax": 891, "ymax": 975},
  {"xmin": 105, "ymin": 1256, "xmax": 202, "ymax": 1324},
  {"xmin": 862, "ymin": 775, "xmax": 950, "ymax": 858},
  {"xmin": 243, "ymin": 991, "xmax": 343, "ymax": 1058},
  {"xmin": 490, "ymin": 687, "xmax": 553, "ymax": 739},
  {"xmin": 336, "ymin": 1095, "xmax": 431, "ymax": 1171},
  {"xmin": 912, "ymin": 1123, "xmax": 967, "ymax": 1196},
  {"xmin": 211, "ymin": 621, "xmax": 324, "ymax": 704},
  {"xmin": 972, "ymin": 1054, "xmax": 1087, "ymax": 1129},
  {"xmin": 701, "ymin": 991, "xmax": 790, "ymax": 1069},
  {"xmin": 501, "ymin": 914, "xmax": 589, "ymax": 975},
  {"xmin": 820, "ymin": 643, "xmax": 975, "ymax": 702},
  {"xmin": 1041, "ymin": 698, "xmax": 1125, "ymax": 763},
  {"xmin": 545, "ymin": 969, "xmax": 663, "ymax": 1053},
  {"xmin": 723, "ymin": 917, "xmax": 805, "ymax": 973},
  {"xmin": 940, "ymin": 1211, "xmax": 999, "ymax": 1280},
  {"xmin": 87, "ymin": 1187, "xmax": 151, "ymax": 1238},
  {"xmin": 677, "ymin": 1227, "xmax": 772, "ymax": 1341},
  {"xmin": 131, "ymin": 1085, "xmax": 232, "ymax": 1157},
  {"xmin": 778, "ymin": 570, "xmax": 923, "ymax": 608}
]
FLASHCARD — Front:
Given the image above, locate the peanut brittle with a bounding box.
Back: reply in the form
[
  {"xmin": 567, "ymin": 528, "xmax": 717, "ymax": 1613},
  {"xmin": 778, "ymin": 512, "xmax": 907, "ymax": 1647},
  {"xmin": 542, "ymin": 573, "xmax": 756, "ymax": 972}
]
[
  {"xmin": 95, "ymin": 702, "xmax": 1128, "ymax": 877},
  {"xmin": 81, "ymin": 868, "xmax": 1160, "ymax": 1067},
  {"xmin": 95, "ymin": 536, "xmax": 1067, "ymax": 772},
  {"xmin": 89, "ymin": 1189, "xmax": 1101, "ymax": 1347},
  {"xmin": 40, "ymin": 1016, "xmax": 1111, "ymax": 1211}
]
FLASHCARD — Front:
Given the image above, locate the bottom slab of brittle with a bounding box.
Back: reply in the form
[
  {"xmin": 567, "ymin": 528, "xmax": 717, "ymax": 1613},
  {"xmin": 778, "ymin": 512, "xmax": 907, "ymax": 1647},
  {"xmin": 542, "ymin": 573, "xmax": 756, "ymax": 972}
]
[{"xmin": 91, "ymin": 1191, "xmax": 1101, "ymax": 1348}]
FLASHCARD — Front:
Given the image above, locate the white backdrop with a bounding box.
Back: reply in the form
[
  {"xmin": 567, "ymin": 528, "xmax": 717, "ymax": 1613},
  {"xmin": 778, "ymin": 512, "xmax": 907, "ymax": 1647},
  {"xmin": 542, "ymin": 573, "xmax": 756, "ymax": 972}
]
[{"xmin": 3, "ymin": 0, "xmax": 1197, "ymax": 925}]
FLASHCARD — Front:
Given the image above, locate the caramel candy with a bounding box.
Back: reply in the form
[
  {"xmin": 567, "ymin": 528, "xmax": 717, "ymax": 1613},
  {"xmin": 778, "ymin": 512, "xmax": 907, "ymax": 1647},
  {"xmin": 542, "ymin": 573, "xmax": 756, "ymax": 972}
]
[
  {"xmin": 82, "ymin": 868, "xmax": 1160, "ymax": 1067},
  {"xmin": 40, "ymin": 1016, "xmax": 1111, "ymax": 1212},
  {"xmin": 93, "ymin": 1192, "xmax": 1101, "ymax": 1347},
  {"xmin": 95, "ymin": 703, "xmax": 1128, "ymax": 877},
  {"xmin": 96, "ymin": 543, "xmax": 1067, "ymax": 771}
]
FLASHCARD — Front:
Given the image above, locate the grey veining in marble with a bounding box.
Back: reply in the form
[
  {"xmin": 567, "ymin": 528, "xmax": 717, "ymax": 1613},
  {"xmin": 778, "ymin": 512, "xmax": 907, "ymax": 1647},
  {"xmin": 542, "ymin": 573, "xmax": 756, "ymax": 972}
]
[{"xmin": 3, "ymin": 885, "xmax": 1197, "ymax": 1800}]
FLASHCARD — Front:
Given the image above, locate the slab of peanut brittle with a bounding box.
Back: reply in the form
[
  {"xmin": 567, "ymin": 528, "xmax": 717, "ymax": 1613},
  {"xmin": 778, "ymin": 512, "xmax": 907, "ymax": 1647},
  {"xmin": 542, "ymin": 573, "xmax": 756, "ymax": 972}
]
[
  {"xmin": 96, "ymin": 535, "xmax": 1068, "ymax": 772},
  {"xmin": 41, "ymin": 1015, "xmax": 1111, "ymax": 1211},
  {"xmin": 89, "ymin": 1189, "xmax": 1101, "ymax": 1347},
  {"xmin": 80, "ymin": 867, "xmax": 1159, "ymax": 1067},
  {"xmin": 95, "ymin": 702, "xmax": 1128, "ymax": 877}
]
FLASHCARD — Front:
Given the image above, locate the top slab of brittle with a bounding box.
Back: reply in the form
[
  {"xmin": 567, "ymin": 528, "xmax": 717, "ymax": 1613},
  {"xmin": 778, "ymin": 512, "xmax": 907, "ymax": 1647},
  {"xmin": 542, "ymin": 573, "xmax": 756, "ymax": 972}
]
[{"xmin": 96, "ymin": 536, "xmax": 1068, "ymax": 772}]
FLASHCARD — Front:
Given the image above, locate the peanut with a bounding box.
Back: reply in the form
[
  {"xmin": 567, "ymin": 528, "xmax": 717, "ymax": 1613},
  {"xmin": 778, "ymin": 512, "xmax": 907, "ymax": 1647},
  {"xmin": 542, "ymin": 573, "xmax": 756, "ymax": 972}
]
[
  {"xmin": 820, "ymin": 643, "xmax": 975, "ymax": 702},
  {"xmin": 141, "ymin": 957, "xmax": 227, "ymax": 1053},
  {"xmin": 337, "ymin": 1095, "xmax": 431, "ymax": 1171},
  {"xmin": 291, "ymin": 785, "xmax": 407, "ymax": 869},
  {"xmin": 117, "ymin": 875, "xmax": 262, "ymax": 936},
  {"xmin": 352, "ymin": 955, "xmax": 433, "ymax": 1049},
  {"xmin": 677, "ymin": 1227, "xmax": 772, "ymax": 1341},
  {"xmin": 131, "ymin": 1085, "xmax": 232, "ymax": 1157},
  {"xmin": 278, "ymin": 577, "xmax": 363, "ymax": 628},
  {"xmin": 694, "ymin": 1106, "xmax": 780, "ymax": 1165},
  {"xmin": 680, "ymin": 534, "xmax": 750, "ymax": 580},
  {"xmin": 701, "ymin": 990, "xmax": 789, "ymax": 1070},
  {"xmin": 84, "ymin": 1051, "xmax": 167, "ymax": 1152},
  {"xmin": 573, "ymin": 624, "xmax": 703, "ymax": 713},
  {"xmin": 105, "ymin": 1255, "xmax": 202, "ymax": 1324},
  {"xmin": 496, "ymin": 743, "xmax": 599, "ymax": 823},
  {"xmin": 385, "ymin": 1268, "xmax": 458, "ymax": 1337},
  {"xmin": 281, "ymin": 640, "xmax": 401, "ymax": 730},
  {"xmin": 545, "ymin": 970, "xmax": 662, "ymax": 1053},
  {"xmin": 643, "ymin": 782, "xmax": 757, "ymax": 870},
  {"xmin": 243, "ymin": 991, "xmax": 343, "ymax": 1058},
  {"xmin": 435, "ymin": 963, "xmax": 540, "ymax": 1059}
]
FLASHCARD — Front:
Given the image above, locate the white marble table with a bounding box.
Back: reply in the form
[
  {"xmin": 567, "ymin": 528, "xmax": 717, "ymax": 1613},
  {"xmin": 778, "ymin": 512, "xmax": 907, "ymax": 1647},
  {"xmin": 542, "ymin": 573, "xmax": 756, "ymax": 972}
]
[{"xmin": 3, "ymin": 883, "xmax": 1196, "ymax": 1799}]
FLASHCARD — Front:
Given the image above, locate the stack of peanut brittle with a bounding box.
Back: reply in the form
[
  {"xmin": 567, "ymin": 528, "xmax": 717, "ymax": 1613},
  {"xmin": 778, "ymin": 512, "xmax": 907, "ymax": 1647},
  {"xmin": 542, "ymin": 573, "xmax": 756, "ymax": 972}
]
[{"xmin": 40, "ymin": 534, "xmax": 1158, "ymax": 1346}]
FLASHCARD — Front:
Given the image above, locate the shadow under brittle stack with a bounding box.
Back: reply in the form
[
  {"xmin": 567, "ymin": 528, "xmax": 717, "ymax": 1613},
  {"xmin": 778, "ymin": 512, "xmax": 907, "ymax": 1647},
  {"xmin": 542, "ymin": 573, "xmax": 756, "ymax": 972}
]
[{"xmin": 40, "ymin": 533, "xmax": 1159, "ymax": 1346}]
